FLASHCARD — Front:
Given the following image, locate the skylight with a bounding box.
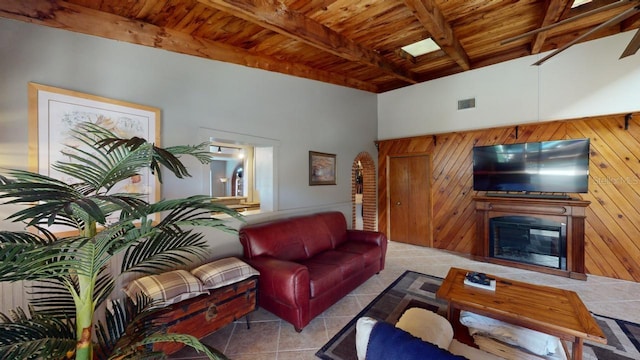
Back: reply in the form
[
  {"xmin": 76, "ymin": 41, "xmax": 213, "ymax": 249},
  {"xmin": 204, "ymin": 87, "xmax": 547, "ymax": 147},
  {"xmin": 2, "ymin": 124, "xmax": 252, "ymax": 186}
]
[
  {"xmin": 571, "ymin": 0, "xmax": 592, "ymax": 8},
  {"xmin": 401, "ymin": 38, "xmax": 440, "ymax": 57}
]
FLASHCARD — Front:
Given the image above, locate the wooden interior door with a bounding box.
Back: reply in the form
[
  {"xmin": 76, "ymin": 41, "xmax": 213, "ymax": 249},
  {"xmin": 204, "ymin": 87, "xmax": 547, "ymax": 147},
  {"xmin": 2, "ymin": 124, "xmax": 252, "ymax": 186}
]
[{"xmin": 388, "ymin": 154, "xmax": 431, "ymax": 246}]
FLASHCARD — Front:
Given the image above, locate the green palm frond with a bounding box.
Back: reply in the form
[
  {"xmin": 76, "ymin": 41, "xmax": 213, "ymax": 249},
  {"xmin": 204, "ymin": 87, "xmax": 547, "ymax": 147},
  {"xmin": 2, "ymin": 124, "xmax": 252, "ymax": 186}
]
[
  {"xmin": 0, "ymin": 232, "xmax": 99, "ymax": 281},
  {"xmin": 28, "ymin": 268, "xmax": 115, "ymax": 318},
  {"xmin": 133, "ymin": 334, "xmax": 228, "ymax": 360},
  {"xmin": 0, "ymin": 169, "xmax": 140, "ymax": 229},
  {"xmin": 164, "ymin": 143, "xmax": 215, "ymax": 165},
  {"xmin": 0, "ymin": 170, "xmax": 89, "ymax": 227},
  {"xmin": 95, "ymin": 193, "xmax": 149, "ymax": 220},
  {"xmin": 0, "ymin": 230, "xmax": 59, "ymax": 281},
  {"xmin": 0, "ymin": 307, "xmax": 76, "ymax": 360},
  {"xmin": 149, "ymin": 195, "xmax": 242, "ymax": 231},
  {"xmin": 150, "ymin": 142, "xmax": 213, "ymax": 182},
  {"xmin": 95, "ymin": 295, "xmax": 156, "ymax": 360},
  {"xmin": 54, "ymin": 123, "xmax": 154, "ymax": 192},
  {"xmin": 93, "ymin": 269, "xmax": 117, "ymax": 308},
  {"xmin": 97, "ymin": 135, "xmax": 213, "ymax": 183},
  {"xmin": 120, "ymin": 229, "xmax": 208, "ymax": 274},
  {"xmin": 0, "ymin": 231, "xmax": 52, "ymax": 280},
  {"xmin": 28, "ymin": 278, "xmax": 77, "ymax": 318}
]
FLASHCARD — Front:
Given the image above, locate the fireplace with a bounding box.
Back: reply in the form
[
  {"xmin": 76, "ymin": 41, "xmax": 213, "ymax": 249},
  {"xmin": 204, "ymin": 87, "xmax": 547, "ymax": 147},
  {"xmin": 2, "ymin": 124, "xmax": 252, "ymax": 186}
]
[
  {"xmin": 473, "ymin": 196, "xmax": 590, "ymax": 279},
  {"xmin": 490, "ymin": 216, "xmax": 566, "ymax": 270}
]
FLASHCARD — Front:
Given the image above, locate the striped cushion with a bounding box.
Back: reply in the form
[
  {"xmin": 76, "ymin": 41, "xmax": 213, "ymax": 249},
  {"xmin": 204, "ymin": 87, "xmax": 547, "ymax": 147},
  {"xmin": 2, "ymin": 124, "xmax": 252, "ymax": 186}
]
[
  {"xmin": 191, "ymin": 257, "xmax": 259, "ymax": 290},
  {"xmin": 124, "ymin": 269, "xmax": 207, "ymax": 307}
]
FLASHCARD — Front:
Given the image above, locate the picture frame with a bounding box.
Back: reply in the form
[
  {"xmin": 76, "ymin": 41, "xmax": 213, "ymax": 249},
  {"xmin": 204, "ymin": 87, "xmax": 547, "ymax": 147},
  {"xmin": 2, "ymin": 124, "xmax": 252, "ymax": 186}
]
[
  {"xmin": 309, "ymin": 151, "xmax": 336, "ymax": 185},
  {"xmin": 28, "ymin": 82, "xmax": 161, "ymax": 227}
]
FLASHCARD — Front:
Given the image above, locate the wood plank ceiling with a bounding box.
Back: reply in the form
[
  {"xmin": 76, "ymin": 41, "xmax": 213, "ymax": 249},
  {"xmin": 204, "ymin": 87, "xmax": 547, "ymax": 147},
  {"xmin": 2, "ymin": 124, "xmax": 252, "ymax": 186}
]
[{"xmin": 2, "ymin": 0, "xmax": 640, "ymax": 93}]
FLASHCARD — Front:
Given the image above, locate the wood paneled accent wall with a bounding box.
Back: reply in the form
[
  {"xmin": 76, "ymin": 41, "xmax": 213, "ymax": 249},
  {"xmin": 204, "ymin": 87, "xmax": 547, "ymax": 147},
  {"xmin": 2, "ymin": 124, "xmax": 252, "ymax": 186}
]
[{"xmin": 376, "ymin": 112, "xmax": 640, "ymax": 282}]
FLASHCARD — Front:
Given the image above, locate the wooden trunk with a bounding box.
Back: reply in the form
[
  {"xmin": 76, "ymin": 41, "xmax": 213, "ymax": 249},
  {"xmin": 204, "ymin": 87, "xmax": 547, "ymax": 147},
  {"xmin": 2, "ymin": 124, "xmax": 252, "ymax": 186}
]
[{"xmin": 153, "ymin": 275, "xmax": 258, "ymax": 354}]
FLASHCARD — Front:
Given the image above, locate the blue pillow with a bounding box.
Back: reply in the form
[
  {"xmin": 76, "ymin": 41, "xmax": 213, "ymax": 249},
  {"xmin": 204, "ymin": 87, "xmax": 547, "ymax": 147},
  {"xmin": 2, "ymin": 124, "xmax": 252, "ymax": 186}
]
[{"xmin": 366, "ymin": 321, "xmax": 468, "ymax": 360}]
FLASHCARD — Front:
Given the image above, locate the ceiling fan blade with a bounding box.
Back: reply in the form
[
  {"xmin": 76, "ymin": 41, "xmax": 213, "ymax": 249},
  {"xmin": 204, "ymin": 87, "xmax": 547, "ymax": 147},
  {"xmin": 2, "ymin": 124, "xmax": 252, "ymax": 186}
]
[
  {"xmin": 533, "ymin": 5, "xmax": 640, "ymax": 65},
  {"xmin": 620, "ymin": 28, "xmax": 640, "ymax": 58},
  {"xmin": 501, "ymin": 0, "xmax": 635, "ymax": 45}
]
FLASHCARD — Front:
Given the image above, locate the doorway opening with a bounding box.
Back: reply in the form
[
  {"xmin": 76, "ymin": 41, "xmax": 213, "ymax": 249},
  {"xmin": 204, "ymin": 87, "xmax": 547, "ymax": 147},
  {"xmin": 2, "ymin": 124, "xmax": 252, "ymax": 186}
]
[{"xmin": 352, "ymin": 152, "xmax": 376, "ymax": 231}]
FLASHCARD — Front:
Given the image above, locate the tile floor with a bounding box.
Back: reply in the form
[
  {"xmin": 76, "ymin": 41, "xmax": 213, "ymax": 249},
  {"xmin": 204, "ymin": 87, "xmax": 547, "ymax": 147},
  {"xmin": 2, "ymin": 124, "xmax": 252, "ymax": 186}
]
[{"xmin": 170, "ymin": 241, "xmax": 640, "ymax": 360}]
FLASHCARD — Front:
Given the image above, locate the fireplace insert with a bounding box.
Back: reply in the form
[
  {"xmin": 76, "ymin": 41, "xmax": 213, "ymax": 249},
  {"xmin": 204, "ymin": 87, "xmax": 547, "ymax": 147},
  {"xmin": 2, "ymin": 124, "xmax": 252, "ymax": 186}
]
[{"xmin": 489, "ymin": 216, "xmax": 566, "ymax": 270}]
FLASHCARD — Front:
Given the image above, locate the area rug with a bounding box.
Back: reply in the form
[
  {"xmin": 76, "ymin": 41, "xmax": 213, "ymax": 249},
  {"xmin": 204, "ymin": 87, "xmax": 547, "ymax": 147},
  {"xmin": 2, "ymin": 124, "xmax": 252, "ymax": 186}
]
[{"xmin": 316, "ymin": 270, "xmax": 640, "ymax": 360}]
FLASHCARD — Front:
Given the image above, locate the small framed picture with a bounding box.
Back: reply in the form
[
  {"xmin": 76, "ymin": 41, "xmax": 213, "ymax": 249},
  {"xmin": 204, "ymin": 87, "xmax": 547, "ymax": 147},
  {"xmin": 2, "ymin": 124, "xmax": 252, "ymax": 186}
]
[{"xmin": 309, "ymin": 151, "xmax": 336, "ymax": 185}]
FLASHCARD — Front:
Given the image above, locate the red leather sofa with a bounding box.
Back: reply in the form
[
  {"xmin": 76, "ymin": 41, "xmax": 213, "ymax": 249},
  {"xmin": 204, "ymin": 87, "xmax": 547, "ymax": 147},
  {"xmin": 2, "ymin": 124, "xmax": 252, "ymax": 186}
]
[{"xmin": 239, "ymin": 211, "xmax": 387, "ymax": 331}]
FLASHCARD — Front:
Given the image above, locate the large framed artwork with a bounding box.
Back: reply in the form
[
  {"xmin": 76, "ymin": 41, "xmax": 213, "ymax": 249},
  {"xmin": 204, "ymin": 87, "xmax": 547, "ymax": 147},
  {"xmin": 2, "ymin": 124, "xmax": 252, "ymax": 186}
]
[
  {"xmin": 28, "ymin": 82, "xmax": 161, "ymax": 228},
  {"xmin": 309, "ymin": 151, "xmax": 336, "ymax": 185}
]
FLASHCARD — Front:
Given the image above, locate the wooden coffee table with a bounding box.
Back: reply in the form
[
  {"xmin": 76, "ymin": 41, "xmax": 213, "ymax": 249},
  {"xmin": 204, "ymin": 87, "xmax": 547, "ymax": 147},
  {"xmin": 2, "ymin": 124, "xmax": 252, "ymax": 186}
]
[{"xmin": 436, "ymin": 267, "xmax": 606, "ymax": 360}]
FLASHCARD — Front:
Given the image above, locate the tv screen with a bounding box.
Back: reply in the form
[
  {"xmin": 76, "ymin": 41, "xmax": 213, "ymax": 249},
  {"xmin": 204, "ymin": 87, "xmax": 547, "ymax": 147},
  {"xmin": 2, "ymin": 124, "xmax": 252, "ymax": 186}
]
[{"xmin": 473, "ymin": 138, "xmax": 590, "ymax": 193}]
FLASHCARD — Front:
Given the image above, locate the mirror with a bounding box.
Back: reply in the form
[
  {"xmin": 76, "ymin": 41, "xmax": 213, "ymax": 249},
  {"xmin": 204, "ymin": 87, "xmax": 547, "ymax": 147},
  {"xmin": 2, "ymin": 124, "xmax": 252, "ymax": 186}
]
[
  {"xmin": 210, "ymin": 144, "xmax": 247, "ymax": 198},
  {"xmin": 201, "ymin": 127, "xmax": 278, "ymax": 215}
]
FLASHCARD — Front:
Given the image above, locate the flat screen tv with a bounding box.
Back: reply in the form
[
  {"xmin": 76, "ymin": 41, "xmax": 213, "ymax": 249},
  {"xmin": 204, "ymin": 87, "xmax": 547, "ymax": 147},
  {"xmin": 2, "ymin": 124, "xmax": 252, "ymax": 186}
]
[{"xmin": 473, "ymin": 138, "xmax": 590, "ymax": 193}]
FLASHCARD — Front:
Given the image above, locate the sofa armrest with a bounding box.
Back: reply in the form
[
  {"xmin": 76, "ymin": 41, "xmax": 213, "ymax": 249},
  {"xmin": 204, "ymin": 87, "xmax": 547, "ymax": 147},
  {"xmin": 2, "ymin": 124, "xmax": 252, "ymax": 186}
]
[
  {"xmin": 246, "ymin": 256, "xmax": 310, "ymax": 307},
  {"xmin": 347, "ymin": 229, "xmax": 387, "ymax": 247}
]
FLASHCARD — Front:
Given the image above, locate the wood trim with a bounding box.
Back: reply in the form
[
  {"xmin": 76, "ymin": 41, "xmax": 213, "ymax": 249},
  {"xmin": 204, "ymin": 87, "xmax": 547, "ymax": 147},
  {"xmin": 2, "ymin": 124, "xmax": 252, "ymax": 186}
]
[{"xmin": 403, "ymin": 0, "xmax": 471, "ymax": 70}]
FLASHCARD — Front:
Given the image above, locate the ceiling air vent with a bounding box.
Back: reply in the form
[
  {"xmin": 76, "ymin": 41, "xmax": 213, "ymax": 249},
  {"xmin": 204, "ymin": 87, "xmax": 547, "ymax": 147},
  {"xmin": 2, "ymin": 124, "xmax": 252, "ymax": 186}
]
[{"xmin": 458, "ymin": 98, "xmax": 476, "ymax": 110}]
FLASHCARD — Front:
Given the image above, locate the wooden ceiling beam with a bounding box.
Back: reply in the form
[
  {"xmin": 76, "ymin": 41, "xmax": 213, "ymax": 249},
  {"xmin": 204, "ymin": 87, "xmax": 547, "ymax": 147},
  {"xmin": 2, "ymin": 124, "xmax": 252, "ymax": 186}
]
[
  {"xmin": 197, "ymin": 0, "xmax": 417, "ymax": 84},
  {"xmin": 402, "ymin": 0, "xmax": 471, "ymax": 70},
  {"xmin": 621, "ymin": 10, "xmax": 640, "ymax": 30},
  {"xmin": 531, "ymin": 0, "xmax": 574, "ymax": 54},
  {"xmin": 0, "ymin": 0, "xmax": 378, "ymax": 93}
]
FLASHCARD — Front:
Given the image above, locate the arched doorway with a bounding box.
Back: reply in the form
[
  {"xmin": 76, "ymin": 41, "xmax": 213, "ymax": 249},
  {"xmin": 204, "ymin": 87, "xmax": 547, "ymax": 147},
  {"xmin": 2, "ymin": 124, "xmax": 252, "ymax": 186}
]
[{"xmin": 352, "ymin": 152, "xmax": 376, "ymax": 231}]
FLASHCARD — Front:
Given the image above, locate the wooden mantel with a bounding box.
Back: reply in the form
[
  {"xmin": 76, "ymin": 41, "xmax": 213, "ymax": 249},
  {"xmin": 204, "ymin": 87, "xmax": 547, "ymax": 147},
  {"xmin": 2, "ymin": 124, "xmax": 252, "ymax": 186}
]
[{"xmin": 473, "ymin": 196, "xmax": 591, "ymax": 280}]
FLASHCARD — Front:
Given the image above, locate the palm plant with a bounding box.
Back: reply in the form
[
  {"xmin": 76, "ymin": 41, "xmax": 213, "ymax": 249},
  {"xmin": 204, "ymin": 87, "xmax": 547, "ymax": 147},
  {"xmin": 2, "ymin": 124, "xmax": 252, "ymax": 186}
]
[{"xmin": 0, "ymin": 122, "xmax": 242, "ymax": 359}]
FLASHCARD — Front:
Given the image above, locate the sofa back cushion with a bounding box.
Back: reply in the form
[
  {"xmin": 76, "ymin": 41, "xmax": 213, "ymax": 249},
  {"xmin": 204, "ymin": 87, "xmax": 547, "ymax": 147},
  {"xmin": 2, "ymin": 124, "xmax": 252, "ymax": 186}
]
[
  {"xmin": 315, "ymin": 211, "xmax": 349, "ymax": 247},
  {"xmin": 239, "ymin": 212, "xmax": 349, "ymax": 261},
  {"xmin": 240, "ymin": 217, "xmax": 308, "ymax": 260}
]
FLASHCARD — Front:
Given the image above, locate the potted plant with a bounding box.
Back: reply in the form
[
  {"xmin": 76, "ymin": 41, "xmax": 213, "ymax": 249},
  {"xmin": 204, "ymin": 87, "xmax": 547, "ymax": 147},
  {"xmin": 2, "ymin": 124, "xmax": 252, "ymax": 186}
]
[{"xmin": 0, "ymin": 122, "xmax": 242, "ymax": 359}]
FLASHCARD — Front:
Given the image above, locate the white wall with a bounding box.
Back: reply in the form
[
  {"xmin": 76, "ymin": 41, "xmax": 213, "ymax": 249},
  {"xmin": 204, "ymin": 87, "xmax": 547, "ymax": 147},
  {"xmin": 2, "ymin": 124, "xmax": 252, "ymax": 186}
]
[
  {"xmin": 378, "ymin": 31, "xmax": 640, "ymax": 139},
  {"xmin": 0, "ymin": 18, "xmax": 377, "ymax": 311},
  {"xmin": 0, "ymin": 17, "xmax": 377, "ymax": 214}
]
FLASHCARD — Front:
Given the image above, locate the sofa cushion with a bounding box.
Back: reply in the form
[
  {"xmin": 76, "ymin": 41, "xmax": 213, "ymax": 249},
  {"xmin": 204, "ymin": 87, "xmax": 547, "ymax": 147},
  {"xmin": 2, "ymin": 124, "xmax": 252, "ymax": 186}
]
[
  {"xmin": 240, "ymin": 218, "xmax": 308, "ymax": 260},
  {"xmin": 316, "ymin": 212, "xmax": 349, "ymax": 247},
  {"xmin": 335, "ymin": 242, "xmax": 381, "ymax": 268},
  {"xmin": 365, "ymin": 320, "xmax": 468, "ymax": 360},
  {"xmin": 294, "ymin": 215, "xmax": 334, "ymax": 257},
  {"xmin": 123, "ymin": 270, "xmax": 207, "ymax": 308},
  {"xmin": 303, "ymin": 250, "xmax": 363, "ymax": 278},
  {"xmin": 191, "ymin": 257, "xmax": 259, "ymax": 290},
  {"xmin": 240, "ymin": 214, "xmax": 341, "ymax": 261},
  {"xmin": 299, "ymin": 260, "xmax": 343, "ymax": 298}
]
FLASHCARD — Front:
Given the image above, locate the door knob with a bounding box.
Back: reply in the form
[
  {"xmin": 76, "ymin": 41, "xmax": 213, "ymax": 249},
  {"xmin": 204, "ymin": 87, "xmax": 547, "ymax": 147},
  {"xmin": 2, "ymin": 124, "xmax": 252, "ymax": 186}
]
[{"xmin": 396, "ymin": 201, "xmax": 401, "ymax": 205}]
